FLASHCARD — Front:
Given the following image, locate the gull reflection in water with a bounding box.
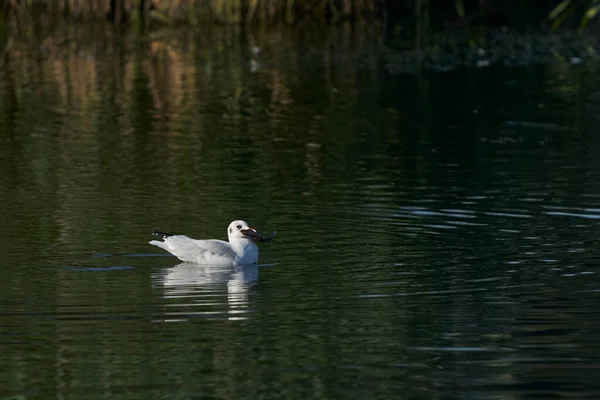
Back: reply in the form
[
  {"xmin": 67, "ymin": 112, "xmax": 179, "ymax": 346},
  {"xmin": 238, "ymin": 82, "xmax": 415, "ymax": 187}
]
[{"xmin": 154, "ymin": 262, "xmax": 259, "ymax": 322}]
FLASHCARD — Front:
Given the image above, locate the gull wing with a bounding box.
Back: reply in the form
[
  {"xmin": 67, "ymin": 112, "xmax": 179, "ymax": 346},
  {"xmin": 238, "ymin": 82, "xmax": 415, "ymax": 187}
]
[{"xmin": 153, "ymin": 236, "xmax": 238, "ymax": 264}]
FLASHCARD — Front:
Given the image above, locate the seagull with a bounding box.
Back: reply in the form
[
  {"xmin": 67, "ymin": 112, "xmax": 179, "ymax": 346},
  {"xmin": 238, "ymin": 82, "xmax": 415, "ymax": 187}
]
[{"xmin": 149, "ymin": 220, "xmax": 274, "ymax": 265}]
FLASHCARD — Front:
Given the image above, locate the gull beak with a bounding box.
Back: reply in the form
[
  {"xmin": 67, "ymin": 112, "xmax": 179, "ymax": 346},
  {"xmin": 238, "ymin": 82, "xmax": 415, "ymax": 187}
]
[
  {"xmin": 241, "ymin": 228, "xmax": 264, "ymax": 242},
  {"xmin": 241, "ymin": 228, "xmax": 276, "ymax": 243}
]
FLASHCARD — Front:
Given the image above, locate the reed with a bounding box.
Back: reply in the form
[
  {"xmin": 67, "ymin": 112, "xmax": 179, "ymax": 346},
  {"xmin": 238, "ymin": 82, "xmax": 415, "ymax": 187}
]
[
  {"xmin": 547, "ymin": 0, "xmax": 600, "ymax": 31},
  {"xmin": 1, "ymin": 0, "xmax": 386, "ymax": 25}
]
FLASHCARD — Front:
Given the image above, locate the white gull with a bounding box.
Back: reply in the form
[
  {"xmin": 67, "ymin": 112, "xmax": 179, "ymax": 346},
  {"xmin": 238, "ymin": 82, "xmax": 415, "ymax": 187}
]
[{"xmin": 149, "ymin": 220, "xmax": 274, "ymax": 265}]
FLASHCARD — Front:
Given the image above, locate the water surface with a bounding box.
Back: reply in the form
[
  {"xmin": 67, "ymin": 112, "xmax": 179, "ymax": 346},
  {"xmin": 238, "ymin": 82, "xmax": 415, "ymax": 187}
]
[{"xmin": 1, "ymin": 24, "xmax": 600, "ymax": 399}]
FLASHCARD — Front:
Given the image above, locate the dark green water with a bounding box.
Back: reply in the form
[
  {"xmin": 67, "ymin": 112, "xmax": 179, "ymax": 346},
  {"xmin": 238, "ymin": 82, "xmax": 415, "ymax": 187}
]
[{"xmin": 1, "ymin": 24, "xmax": 600, "ymax": 399}]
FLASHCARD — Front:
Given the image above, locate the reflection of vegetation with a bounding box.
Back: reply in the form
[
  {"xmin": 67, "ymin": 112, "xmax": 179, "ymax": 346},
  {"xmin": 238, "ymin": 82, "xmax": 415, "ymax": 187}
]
[
  {"xmin": 0, "ymin": 20, "xmax": 389, "ymax": 251},
  {"xmin": 386, "ymin": 27, "xmax": 600, "ymax": 73}
]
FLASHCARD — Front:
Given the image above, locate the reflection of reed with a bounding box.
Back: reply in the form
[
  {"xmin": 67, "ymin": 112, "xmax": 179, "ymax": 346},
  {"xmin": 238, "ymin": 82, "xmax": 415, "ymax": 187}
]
[
  {"xmin": 145, "ymin": 39, "xmax": 186, "ymax": 118},
  {"xmin": 2, "ymin": 20, "xmax": 384, "ymax": 120},
  {"xmin": 0, "ymin": 20, "xmax": 387, "ymax": 249}
]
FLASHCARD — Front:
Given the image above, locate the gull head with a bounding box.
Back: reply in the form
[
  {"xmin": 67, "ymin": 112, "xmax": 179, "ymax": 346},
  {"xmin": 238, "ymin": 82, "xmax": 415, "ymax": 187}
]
[{"xmin": 227, "ymin": 220, "xmax": 264, "ymax": 244}]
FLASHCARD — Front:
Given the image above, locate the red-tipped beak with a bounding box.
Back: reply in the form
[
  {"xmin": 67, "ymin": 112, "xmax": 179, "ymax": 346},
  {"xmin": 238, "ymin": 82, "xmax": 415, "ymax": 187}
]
[
  {"xmin": 241, "ymin": 228, "xmax": 264, "ymax": 242},
  {"xmin": 241, "ymin": 228, "xmax": 276, "ymax": 243}
]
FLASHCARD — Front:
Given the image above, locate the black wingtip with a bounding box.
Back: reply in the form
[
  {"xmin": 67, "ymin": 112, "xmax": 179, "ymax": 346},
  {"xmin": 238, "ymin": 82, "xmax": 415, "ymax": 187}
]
[{"xmin": 153, "ymin": 230, "xmax": 174, "ymax": 239}]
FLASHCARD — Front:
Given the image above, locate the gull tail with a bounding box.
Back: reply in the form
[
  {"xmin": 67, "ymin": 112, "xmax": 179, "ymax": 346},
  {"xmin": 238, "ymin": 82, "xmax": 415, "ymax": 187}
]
[
  {"xmin": 149, "ymin": 240, "xmax": 168, "ymax": 250},
  {"xmin": 150, "ymin": 230, "xmax": 177, "ymax": 252},
  {"xmin": 153, "ymin": 230, "xmax": 175, "ymax": 239}
]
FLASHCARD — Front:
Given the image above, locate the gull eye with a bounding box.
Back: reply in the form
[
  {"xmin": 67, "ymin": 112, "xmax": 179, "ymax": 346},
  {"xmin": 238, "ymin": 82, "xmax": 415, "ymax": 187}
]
[{"xmin": 236, "ymin": 224, "xmax": 242, "ymax": 230}]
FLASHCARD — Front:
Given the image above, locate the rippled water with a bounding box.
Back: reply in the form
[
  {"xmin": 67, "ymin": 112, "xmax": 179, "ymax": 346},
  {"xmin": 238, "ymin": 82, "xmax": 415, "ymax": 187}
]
[{"xmin": 2, "ymin": 25, "xmax": 600, "ymax": 399}]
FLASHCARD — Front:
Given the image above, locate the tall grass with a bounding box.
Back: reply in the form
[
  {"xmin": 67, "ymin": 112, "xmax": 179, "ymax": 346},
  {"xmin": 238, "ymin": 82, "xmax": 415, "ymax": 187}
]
[{"xmin": 547, "ymin": 0, "xmax": 600, "ymax": 31}]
